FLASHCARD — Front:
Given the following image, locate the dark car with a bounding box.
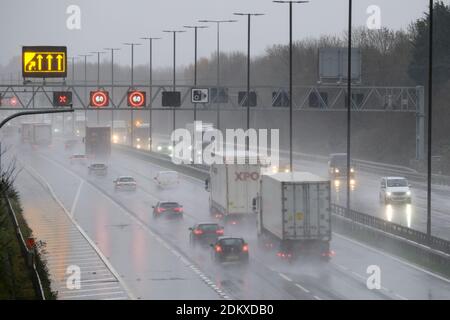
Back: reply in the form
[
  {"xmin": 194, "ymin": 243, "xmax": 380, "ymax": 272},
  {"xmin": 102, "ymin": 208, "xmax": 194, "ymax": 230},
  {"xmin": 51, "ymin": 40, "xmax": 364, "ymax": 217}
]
[
  {"xmin": 211, "ymin": 237, "xmax": 249, "ymax": 264},
  {"xmin": 152, "ymin": 201, "xmax": 183, "ymax": 219},
  {"xmin": 88, "ymin": 163, "xmax": 108, "ymax": 176},
  {"xmin": 189, "ymin": 223, "xmax": 224, "ymax": 247},
  {"xmin": 328, "ymin": 153, "xmax": 355, "ymax": 180}
]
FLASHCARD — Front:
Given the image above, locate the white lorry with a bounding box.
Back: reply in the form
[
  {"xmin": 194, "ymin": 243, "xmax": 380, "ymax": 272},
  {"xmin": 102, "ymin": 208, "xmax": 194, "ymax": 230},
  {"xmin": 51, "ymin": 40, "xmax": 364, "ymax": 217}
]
[
  {"xmin": 32, "ymin": 123, "xmax": 52, "ymax": 146},
  {"xmin": 254, "ymin": 172, "xmax": 332, "ymax": 261},
  {"xmin": 206, "ymin": 152, "xmax": 268, "ymax": 225}
]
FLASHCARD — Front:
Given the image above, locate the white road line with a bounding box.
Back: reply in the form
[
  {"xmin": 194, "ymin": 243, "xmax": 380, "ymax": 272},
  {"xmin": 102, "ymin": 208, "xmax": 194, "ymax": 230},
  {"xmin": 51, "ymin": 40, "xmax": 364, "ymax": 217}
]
[
  {"xmin": 62, "ymin": 291, "xmax": 125, "ymax": 299},
  {"xmin": 395, "ymin": 293, "xmax": 408, "ymax": 300},
  {"xmin": 333, "ymin": 232, "xmax": 450, "ymax": 283},
  {"xmin": 39, "ymin": 154, "xmax": 232, "ymax": 300},
  {"xmin": 59, "ymin": 286, "xmax": 121, "ymax": 295},
  {"xmin": 21, "ymin": 161, "xmax": 134, "ymax": 300},
  {"xmin": 313, "ymin": 295, "xmax": 322, "ymax": 300},
  {"xmin": 70, "ymin": 180, "xmax": 84, "ymax": 217},
  {"xmin": 295, "ymin": 283, "xmax": 310, "ymax": 293},
  {"xmin": 279, "ymin": 273, "xmax": 292, "ymax": 282}
]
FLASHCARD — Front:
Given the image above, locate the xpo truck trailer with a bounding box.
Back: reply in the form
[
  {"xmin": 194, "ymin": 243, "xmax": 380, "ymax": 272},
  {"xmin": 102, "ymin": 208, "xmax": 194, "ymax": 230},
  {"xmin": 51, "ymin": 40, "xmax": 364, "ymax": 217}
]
[
  {"xmin": 32, "ymin": 123, "xmax": 52, "ymax": 146},
  {"xmin": 85, "ymin": 126, "xmax": 111, "ymax": 160},
  {"xmin": 206, "ymin": 152, "xmax": 268, "ymax": 224},
  {"xmin": 255, "ymin": 172, "xmax": 332, "ymax": 261}
]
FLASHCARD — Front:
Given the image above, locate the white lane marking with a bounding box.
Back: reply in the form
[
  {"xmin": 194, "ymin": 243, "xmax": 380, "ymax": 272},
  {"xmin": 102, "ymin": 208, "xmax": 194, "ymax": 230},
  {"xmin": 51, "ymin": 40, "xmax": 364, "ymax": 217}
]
[
  {"xmin": 395, "ymin": 293, "xmax": 408, "ymax": 300},
  {"xmin": 59, "ymin": 286, "xmax": 121, "ymax": 295},
  {"xmin": 35, "ymin": 153, "xmax": 232, "ymax": 301},
  {"xmin": 295, "ymin": 283, "xmax": 310, "ymax": 293},
  {"xmin": 61, "ymin": 291, "xmax": 125, "ymax": 299},
  {"xmin": 333, "ymin": 232, "xmax": 450, "ymax": 283},
  {"xmin": 70, "ymin": 180, "xmax": 84, "ymax": 217},
  {"xmin": 20, "ymin": 161, "xmax": 135, "ymax": 300},
  {"xmin": 279, "ymin": 273, "xmax": 292, "ymax": 282},
  {"xmin": 313, "ymin": 295, "xmax": 322, "ymax": 300}
]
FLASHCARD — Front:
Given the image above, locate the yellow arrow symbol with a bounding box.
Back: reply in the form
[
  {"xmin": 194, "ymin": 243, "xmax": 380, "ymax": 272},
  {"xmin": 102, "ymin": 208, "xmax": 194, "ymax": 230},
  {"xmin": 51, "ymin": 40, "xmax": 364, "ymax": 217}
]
[
  {"xmin": 56, "ymin": 55, "xmax": 63, "ymax": 71},
  {"xmin": 27, "ymin": 61, "xmax": 36, "ymax": 71},
  {"xmin": 36, "ymin": 55, "xmax": 43, "ymax": 70},
  {"xmin": 46, "ymin": 54, "xmax": 53, "ymax": 71}
]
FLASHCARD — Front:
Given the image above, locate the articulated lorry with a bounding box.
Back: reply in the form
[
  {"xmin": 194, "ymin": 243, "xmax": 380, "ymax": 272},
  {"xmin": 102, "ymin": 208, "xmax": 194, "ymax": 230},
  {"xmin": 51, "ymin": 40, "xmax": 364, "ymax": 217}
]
[
  {"xmin": 85, "ymin": 126, "xmax": 111, "ymax": 160},
  {"xmin": 20, "ymin": 122, "xmax": 52, "ymax": 145},
  {"xmin": 254, "ymin": 172, "xmax": 332, "ymax": 261},
  {"xmin": 206, "ymin": 152, "xmax": 268, "ymax": 225}
]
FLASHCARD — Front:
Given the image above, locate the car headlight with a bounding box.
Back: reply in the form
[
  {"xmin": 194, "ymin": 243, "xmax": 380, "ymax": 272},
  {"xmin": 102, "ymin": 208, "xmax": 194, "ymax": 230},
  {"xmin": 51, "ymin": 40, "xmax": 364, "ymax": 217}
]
[
  {"xmin": 168, "ymin": 145, "xmax": 173, "ymax": 151},
  {"xmin": 350, "ymin": 168, "xmax": 354, "ymax": 173},
  {"xmin": 406, "ymin": 191, "xmax": 411, "ymax": 196},
  {"xmin": 335, "ymin": 168, "xmax": 339, "ymax": 173},
  {"xmin": 157, "ymin": 146, "xmax": 162, "ymax": 151},
  {"xmin": 386, "ymin": 192, "xmax": 392, "ymax": 196}
]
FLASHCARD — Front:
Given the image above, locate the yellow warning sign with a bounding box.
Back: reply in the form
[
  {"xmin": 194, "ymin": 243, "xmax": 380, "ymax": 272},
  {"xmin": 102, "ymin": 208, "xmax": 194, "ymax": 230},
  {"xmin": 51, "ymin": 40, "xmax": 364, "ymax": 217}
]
[{"xmin": 22, "ymin": 46, "xmax": 67, "ymax": 78}]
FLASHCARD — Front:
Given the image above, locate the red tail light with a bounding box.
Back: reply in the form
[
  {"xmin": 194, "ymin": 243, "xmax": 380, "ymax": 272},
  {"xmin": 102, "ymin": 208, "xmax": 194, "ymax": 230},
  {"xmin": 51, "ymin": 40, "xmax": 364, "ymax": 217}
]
[
  {"xmin": 174, "ymin": 207, "xmax": 183, "ymax": 212},
  {"xmin": 216, "ymin": 228, "xmax": 224, "ymax": 235},
  {"xmin": 242, "ymin": 244, "xmax": 249, "ymax": 252},
  {"xmin": 231, "ymin": 221, "xmax": 237, "ymax": 225},
  {"xmin": 193, "ymin": 229, "xmax": 203, "ymax": 235},
  {"xmin": 215, "ymin": 245, "xmax": 222, "ymax": 253},
  {"xmin": 157, "ymin": 208, "xmax": 165, "ymax": 213}
]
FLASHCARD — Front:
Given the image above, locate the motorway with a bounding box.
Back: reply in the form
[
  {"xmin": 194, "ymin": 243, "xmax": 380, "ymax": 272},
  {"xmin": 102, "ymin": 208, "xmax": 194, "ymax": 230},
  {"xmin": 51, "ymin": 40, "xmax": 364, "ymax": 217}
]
[
  {"xmin": 150, "ymin": 133, "xmax": 450, "ymax": 240},
  {"xmin": 5, "ymin": 135, "xmax": 450, "ymax": 300}
]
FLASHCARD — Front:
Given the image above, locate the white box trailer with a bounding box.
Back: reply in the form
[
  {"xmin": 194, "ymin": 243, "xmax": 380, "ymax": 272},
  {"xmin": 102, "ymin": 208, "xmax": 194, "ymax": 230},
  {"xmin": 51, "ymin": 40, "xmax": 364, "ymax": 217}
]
[
  {"xmin": 32, "ymin": 123, "xmax": 52, "ymax": 146},
  {"xmin": 207, "ymin": 152, "xmax": 267, "ymax": 224},
  {"xmin": 256, "ymin": 172, "xmax": 332, "ymax": 260}
]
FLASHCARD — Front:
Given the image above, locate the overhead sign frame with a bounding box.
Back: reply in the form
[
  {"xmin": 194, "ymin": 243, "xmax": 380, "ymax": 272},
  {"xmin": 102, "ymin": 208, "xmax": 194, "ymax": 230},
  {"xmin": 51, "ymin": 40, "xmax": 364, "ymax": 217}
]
[{"xmin": 22, "ymin": 46, "xmax": 67, "ymax": 78}]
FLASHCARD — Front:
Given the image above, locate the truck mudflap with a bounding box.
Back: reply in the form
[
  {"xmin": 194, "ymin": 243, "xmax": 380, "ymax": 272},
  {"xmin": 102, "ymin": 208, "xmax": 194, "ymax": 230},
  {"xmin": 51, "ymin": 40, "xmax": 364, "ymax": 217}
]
[{"xmin": 260, "ymin": 235, "xmax": 334, "ymax": 262}]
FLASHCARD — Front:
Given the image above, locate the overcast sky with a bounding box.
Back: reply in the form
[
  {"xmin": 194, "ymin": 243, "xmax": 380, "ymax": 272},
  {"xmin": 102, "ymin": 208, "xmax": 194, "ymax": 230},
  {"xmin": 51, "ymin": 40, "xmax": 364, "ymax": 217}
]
[{"xmin": 1, "ymin": 0, "xmax": 430, "ymax": 69}]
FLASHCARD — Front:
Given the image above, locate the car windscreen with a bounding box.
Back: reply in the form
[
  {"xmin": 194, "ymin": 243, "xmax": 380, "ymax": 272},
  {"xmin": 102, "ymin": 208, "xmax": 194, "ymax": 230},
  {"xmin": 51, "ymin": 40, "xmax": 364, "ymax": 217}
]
[
  {"xmin": 220, "ymin": 238, "xmax": 244, "ymax": 246},
  {"xmin": 119, "ymin": 177, "xmax": 135, "ymax": 182},
  {"xmin": 198, "ymin": 224, "xmax": 219, "ymax": 231},
  {"xmin": 387, "ymin": 179, "xmax": 408, "ymax": 187},
  {"xmin": 160, "ymin": 202, "xmax": 180, "ymax": 208},
  {"xmin": 330, "ymin": 155, "xmax": 347, "ymax": 166}
]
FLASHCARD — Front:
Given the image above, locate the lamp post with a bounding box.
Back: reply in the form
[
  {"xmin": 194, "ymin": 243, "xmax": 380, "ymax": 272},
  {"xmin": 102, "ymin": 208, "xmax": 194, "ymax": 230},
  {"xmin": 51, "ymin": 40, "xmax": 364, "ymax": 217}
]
[
  {"xmin": 90, "ymin": 51, "xmax": 106, "ymax": 124},
  {"xmin": 346, "ymin": 0, "xmax": 352, "ymax": 215},
  {"xmin": 198, "ymin": 19, "xmax": 237, "ymax": 130},
  {"xmin": 233, "ymin": 13, "xmax": 264, "ymax": 151},
  {"xmin": 104, "ymin": 48, "xmax": 120, "ymax": 138},
  {"xmin": 78, "ymin": 54, "xmax": 92, "ymax": 127},
  {"xmin": 162, "ymin": 30, "xmax": 186, "ymax": 150},
  {"xmin": 183, "ymin": 25, "xmax": 208, "ymax": 123},
  {"xmin": 140, "ymin": 37, "xmax": 161, "ymax": 151},
  {"xmin": 123, "ymin": 42, "xmax": 142, "ymax": 147},
  {"xmin": 273, "ymin": 1, "xmax": 309, "ymax": 172}
]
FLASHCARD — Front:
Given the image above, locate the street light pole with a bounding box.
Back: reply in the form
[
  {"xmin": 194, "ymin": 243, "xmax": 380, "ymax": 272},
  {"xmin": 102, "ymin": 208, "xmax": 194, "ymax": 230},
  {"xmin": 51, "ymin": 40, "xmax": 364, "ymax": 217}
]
[
  {"xmin": 90, "ymin": 51, "xmax": 106, "ymax": 124},
  {"xmin": 104, "ymin": 48, "xmax": 120, "ymax": 138},
  {"xmin": 123, "ymin": 42, "xmax": 142, "ymax": 147},
  {"xmin": 140, "ymin": 37, "xmax": 161, "ymax": 151},
  {"xmin": 183, "ymin": 25, "xmax": 208, "ymax": 122},
  {"xmin": 346, "ymin": 0, "xmax": 353, "ymax": 215},
  {"xmin": 199, "ymin": 19, "xmax": 237, "ymax": 130},
  {"xmin": 274, "ymin": 1, "xmax": 309, "ymax": 172},
  {"xmin": 426, "ymin": 0, "xmax": 434, "ymax": 244},
  {"xmin": 78, "ymin": 54, "xmax": 92, "ymax": 127},
  {"xmin": 163, "ymin": 30, "xmax": 185, "ymax": 149},
  {"xmin": 233, "ymin": 13, "xmax": 264, "ymax": 152}
]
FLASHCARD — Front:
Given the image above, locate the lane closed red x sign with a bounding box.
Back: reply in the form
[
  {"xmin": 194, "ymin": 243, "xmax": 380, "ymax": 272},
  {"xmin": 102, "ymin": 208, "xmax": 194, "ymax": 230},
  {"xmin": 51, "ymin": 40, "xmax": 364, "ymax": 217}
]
[
  {"xmin": 90, "ymin": 90, "xmax": 109, "ymax": 107},
  {"xmin": 127, "ymin": 91, "xmax": 146, "ymax": 107},
  {"xmin": 53, "ymin": 91, "xmax": 72, "ymax": 106}
]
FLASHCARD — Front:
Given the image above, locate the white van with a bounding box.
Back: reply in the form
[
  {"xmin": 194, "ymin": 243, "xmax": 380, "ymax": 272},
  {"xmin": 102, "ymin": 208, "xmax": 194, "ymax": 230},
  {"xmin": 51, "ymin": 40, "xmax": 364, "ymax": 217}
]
[{"xmin": 154, "ymin": 171, "xmax": 179, "ymax": 188}]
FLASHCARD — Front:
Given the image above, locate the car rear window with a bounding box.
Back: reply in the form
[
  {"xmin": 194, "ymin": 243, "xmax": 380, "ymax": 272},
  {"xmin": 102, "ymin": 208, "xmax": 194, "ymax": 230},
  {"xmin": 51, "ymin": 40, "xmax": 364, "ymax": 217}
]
[
  {"xmin": 120, "ymin": 177, "xmax": 135, "ymax": 182},
  {"xmin": 160, "ymin": 202, "xmax": 180, "ymax": 208},
  {"xmin": 220, "ymin": 238, "xmax": 244, "ymax": 246},
  {"xmin": 198, "ymin": 224, "xmax": 219, "ymax": 231},
  {"xmin": 92, "ymin": 164, "xmax": 105, "ymax": 168},
  {"xmin": 73, "ymin": 155, "xmax": 85, "ymax": 158}
]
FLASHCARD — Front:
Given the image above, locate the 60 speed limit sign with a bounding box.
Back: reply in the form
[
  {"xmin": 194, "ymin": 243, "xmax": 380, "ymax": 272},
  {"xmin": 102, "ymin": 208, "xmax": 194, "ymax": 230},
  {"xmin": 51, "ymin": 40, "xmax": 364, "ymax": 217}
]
[{"xmin": 127, "ymin": 91, "xmax": 146, "ymax": 107}]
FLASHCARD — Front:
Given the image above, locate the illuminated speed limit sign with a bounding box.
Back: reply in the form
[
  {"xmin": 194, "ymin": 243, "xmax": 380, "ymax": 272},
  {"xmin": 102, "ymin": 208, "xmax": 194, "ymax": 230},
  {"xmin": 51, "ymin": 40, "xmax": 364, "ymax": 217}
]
[
  {"xmin": 127, "ymin": 91, "xmax": 146, "ymax": 107},
  {"xmin": 90, "ymin": 90, "xmax": 109, "ymax": 107}
]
